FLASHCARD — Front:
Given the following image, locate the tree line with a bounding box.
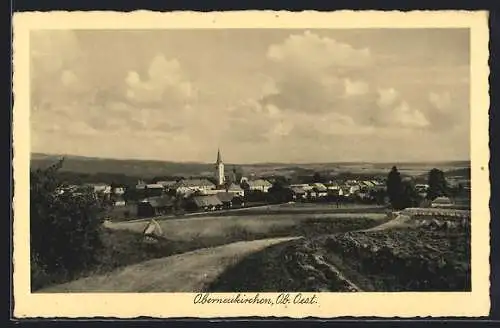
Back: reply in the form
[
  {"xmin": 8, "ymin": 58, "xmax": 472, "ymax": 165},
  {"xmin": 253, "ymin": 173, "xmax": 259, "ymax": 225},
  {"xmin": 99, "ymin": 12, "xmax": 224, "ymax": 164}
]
[{"xmin": 386, "ymin": 166, "xmax": 451, "ymax": 210}]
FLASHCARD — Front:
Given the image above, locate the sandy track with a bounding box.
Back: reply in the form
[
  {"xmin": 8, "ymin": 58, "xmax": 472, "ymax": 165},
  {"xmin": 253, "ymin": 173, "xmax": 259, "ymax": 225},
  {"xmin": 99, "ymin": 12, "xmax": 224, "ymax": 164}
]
[{"xmin": 38, "ymin": 237, "xmax": 300, "ymax": 293}]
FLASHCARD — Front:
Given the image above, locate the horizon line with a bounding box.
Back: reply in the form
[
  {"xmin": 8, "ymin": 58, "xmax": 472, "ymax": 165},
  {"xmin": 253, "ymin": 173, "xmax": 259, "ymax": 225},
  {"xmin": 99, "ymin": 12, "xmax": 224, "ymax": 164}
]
[{"xmin": 30, "ymin": 151, "xmax": 471, "ymax": 166}]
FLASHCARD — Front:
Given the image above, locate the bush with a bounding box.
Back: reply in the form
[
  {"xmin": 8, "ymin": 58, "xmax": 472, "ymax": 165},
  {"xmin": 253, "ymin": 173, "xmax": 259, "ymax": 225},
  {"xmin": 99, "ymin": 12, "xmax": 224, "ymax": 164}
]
[{"xmin": 30, "ymin": 159, "xmax": 104, "ymax": 283}]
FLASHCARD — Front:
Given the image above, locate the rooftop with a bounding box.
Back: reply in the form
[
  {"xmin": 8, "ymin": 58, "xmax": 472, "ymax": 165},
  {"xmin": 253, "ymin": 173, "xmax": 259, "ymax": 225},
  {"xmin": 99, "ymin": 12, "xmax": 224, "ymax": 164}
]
[{"xmin": 192, "ymin": 195, "xmax": 223, "ymax": 207}]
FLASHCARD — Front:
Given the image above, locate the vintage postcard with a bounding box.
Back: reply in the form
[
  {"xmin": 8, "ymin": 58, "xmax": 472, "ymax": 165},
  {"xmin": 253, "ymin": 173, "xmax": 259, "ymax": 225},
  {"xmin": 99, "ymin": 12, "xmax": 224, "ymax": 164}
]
[{"xmin": 12, "ymin": 10, "xmax": 490, "ymax": 318}]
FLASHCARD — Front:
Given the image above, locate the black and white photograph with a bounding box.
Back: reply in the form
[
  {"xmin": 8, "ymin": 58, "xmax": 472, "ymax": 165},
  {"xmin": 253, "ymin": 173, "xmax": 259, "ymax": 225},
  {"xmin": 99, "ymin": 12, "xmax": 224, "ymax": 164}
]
[{"xmin": 13, "ymin": 11, "xmax": 490, "ymax": 318}]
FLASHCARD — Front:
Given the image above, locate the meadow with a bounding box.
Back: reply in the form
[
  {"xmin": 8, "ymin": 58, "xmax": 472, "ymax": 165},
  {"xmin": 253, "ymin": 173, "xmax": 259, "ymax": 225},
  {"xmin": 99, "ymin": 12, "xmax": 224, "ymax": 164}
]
[{"xmin": 33, "ymin": 205, "xmax": 389, "ymax": 291}]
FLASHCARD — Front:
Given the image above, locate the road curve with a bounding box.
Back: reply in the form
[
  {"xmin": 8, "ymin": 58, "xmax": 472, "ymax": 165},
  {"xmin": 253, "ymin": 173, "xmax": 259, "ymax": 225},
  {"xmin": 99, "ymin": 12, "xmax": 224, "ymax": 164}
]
[{"xmin": 38, "ymin": 237, "xmax": 300, "ymax": 293}]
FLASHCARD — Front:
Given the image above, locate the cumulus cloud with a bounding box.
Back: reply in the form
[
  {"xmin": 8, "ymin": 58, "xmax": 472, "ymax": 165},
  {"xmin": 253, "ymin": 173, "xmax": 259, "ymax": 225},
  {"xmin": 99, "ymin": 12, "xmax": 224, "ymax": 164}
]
[
  {"xmin": 236, "ymin": 30, "xmax": 433, "ymax": 139},
  {"xmin": 429, "ymin": 91, "xmax": 452, "ymax": 113},
  {"xmin": 267, "ymin": 30, "xmax": 372, "ymax": 70},
  {"xmin": 376, "ymin": 88, "xmax": 399, "ymax": 107},
  {"xmin": 344, "ymin": 79, "xmax": 369, "ymax": 96},
  {"xmin": 391, "ymin": 101, "xmax": 430, "ymax": 128},
  {"xmin": 259, "ymin": 31, "xmax": 373, "ymax": 116},
  {"xmin": 125, "ymin": 54, "xmax": 195, "ymax": 106}
]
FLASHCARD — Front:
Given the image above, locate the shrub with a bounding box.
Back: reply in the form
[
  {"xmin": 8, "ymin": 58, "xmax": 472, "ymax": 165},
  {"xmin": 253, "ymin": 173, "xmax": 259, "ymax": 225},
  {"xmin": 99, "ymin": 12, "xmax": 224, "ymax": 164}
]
[{"xmin": 30, "ymin": 159, "xmax": 104, "ymax": 283}]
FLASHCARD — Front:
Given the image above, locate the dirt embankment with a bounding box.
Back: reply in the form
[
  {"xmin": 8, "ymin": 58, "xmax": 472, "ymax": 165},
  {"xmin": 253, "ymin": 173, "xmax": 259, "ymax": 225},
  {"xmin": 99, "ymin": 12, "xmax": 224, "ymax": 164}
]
[
  {"xmin": 207, "ymin": 225, "xmax": 471, "ymax": 293},
  {"xmin": 38, "ymin": 237, "xmax": 299, "ymax": 293}
]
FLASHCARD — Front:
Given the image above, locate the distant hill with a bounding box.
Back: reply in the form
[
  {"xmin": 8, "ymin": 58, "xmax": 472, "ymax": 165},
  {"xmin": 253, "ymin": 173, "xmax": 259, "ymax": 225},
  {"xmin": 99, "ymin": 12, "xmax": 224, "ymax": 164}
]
[
  {"xmin": 30, "ymin": 153, "xmax": 215, "ymax": 178},
  {"xmin": 30, "ymin": 153, "xmax": 470, "ymax": 181}
]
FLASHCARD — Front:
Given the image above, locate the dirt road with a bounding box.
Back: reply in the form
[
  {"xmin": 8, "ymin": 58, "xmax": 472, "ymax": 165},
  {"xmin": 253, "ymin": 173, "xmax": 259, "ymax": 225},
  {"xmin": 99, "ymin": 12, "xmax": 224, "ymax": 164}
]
[{"xmin": 38, "ymin": 237, "xmax": 300, "ymax": 293}]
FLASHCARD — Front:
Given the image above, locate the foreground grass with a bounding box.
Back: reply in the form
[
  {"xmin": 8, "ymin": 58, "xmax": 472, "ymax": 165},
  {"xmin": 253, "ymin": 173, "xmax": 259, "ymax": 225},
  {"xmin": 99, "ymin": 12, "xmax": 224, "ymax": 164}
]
[
  {"xmin": 107, "ymin": 202, "xmax": 387, "ymax": 222},
  {"xmin": 108, "ymin": 212, "xmax": 388, "ymax": 242},
  {"xmin": 32, "ymin": 215, "xmax": 388, "ymax": 291},
  {"xmin": 207, "ymin": 226, "xmax": 471, "ymax": 292}
]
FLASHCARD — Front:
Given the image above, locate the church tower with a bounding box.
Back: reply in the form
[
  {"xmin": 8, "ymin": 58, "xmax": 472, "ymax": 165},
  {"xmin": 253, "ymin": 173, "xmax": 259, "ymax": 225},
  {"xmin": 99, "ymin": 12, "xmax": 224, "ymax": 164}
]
[{"xmin": 215, "ymin": 148, "xmax": 225, "ymax": 187}]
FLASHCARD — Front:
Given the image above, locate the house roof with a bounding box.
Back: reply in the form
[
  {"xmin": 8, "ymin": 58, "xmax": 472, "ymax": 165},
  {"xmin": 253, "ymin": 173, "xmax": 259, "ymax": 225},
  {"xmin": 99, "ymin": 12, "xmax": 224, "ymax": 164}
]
[
  {"xmin": 192, "ymin": 195, "xmax": 223, "ymax": 207},
  {"xmin": 247, "ymin": 179, "xmax": 272, "ymax": 188},
  {"xmin": 146, "ymin": 184, "xmax": 164, "ymax": 189},
  {"xmin": 85, "ymin": 183, "xmax": 110, "ymax": 187},
  {"xmin": 290, "ymin": 186, "xmax": 306, "ymax": 194},
  {"xmin": 311, "ymin": 183, "xmax": 327, "ymax": 192},
  {"xmin": 176, "ymin": 179, "xmax": 215, "ymax": 188},
  {"xmin": 227, "ymin": 183, "xmax": 243, "ymax": 191},
  {"xmin": 216, "ymin": 192, "xmax": 236, "ymax": 203},
  {"xmin": 157, "ymin": 181, "xmax": 178, "ymax": 188},
  {"xmin": 432, "ymin": 196, "xmax": 453, "ymax": 204}
]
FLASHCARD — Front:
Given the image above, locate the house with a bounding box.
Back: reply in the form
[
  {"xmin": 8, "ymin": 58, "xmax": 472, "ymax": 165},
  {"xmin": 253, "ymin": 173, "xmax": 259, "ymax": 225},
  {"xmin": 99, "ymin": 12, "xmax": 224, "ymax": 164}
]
[
  {"xmin": 137, "ymin": 196, "xmax": 174, "ymax": 217},
  {"xmin": 216, "ymin": 192, "xmax": 242, "ymax": 209},
  {"xmin": 86, "ymin": 183, "xmax": 112, "ymax": 194},
  {"xmin": 415, "ymin": 184, "xmax": 429, "ymax": 192},
  {"xmin": 290, "ymin": 184, "xmax": 314, "ymax": 191},
  {"xmin": 226, "ymin": 183, "xmax": 245, "ymax": 197},
  {"xmin": 339, "ymin": 187, "xmax": 350, "ymax": 197},
  {"xmin": 349, "ymin": 184, "xmax": 361, "ymax": 195},
  {"xmin": 186, "ymin": 195, "xmax": 223, "ymax": 212},
  {"xmin": 325, "ymin": 182, "xmax": 340, "ymax": 191},
  {"xmin": 113, "ymin": 187, "xmax": 125, "ymax": 195},
  {"xmin": 174, "ymin": 179, "xmax": 216, "ymax": 197},
  {"xmin": 135, "ymin": 183, "xmax": 164, "ymax": 198},
  {"xmin": 156, "ymin": 180, "xmax": 178, "ymax": 191},
  {"xmin": 431, "ymin": 196, "xmax": 454, "ymax": 208},
  {"xmin": 290, "ymin": 186, "xmax": 307, "ymax": 200},
  {"xmin": 55, "ymin": 184, "xmax": 80, "ymax": 195},
  {"xmin": 310, "ymin": 183, "xmax": 328, "ymax": 198},
  {"xmin": 114, "ymin": 198, "xmax": 126, "ymax": 207},
  {"xmin": 143, "ymin": 184, "xmax": 165, "ymax": 197},
  {"xmin": 247, "ymin": 179, "xmax": 273, "ymax": 193},
  {"xmin": 360, "ymin": 181, "xmax": 375, "ymax": 188}
]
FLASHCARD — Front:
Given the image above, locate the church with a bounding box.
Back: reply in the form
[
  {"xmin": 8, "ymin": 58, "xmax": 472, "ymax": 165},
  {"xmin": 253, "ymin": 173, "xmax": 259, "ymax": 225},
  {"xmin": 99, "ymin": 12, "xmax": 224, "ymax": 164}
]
[{"xmin": 214, "ymin": 148, "xmax": 243, "ymax": 195}]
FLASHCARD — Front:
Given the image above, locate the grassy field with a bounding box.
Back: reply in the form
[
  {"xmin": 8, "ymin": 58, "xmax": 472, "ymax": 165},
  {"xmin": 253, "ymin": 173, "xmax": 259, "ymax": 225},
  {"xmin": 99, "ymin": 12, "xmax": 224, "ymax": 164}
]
[
  {"xmin": 107, "ymin": 211, "xmax": 389, "ymax": 242},
  {"xmin": 207, "ymin": 224, "xmax": 470, "ymax": 292},
  {"xmin": 106, "ymin": 202, "xmax": 387, "ymax": 222},
  {"xmin": 33, "ymin": 210, "xmax": 389, "ymax": 291}
]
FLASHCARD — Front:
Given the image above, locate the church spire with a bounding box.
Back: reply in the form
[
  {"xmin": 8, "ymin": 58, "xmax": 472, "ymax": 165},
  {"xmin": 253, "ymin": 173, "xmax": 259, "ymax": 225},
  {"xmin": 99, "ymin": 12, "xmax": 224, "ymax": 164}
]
[
  {"xmin": 215, "ymin": 148, "xmax": 225, "ymax": 187},
  {"xmin": 216, "ymin": 148, "xmax": 223, "ymax": 164}
]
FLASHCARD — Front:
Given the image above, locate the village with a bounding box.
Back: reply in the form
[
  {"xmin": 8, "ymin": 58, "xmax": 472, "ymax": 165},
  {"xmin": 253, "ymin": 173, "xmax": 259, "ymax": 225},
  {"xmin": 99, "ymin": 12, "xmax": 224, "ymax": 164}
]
[{"xmin": 54, "ymin": 149, "xmax": 472, "ymax": 222}]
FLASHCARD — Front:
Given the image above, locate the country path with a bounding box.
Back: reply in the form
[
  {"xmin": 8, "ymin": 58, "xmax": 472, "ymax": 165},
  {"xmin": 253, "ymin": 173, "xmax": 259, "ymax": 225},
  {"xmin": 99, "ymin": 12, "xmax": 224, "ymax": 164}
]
[{"xmin": 38, "ymin": 237, "xmax": 300, "ymax": 293}]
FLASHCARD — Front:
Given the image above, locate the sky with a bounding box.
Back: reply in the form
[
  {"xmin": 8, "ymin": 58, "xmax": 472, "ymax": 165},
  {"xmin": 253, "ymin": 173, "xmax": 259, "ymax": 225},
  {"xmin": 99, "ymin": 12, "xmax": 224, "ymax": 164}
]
[{"xmin": 30, "ymin": 28, "xmax": 470, "ymax": 164}]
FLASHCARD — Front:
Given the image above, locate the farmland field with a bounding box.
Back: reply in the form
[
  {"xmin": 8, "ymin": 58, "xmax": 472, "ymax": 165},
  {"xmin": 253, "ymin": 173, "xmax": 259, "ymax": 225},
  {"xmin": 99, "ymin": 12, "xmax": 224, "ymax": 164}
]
[{"xmin": 106, "ymin": 210, "xmax": 389, "ymax": 242}]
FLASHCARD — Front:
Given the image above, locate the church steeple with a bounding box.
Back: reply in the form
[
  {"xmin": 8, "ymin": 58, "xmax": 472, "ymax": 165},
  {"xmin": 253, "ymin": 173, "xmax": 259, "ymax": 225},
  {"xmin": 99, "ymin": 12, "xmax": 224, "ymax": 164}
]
[
  {"xmin": 215, "ymin": 148, "xmax": 225, "ymax": 187},
  {"xmin": 216, "ymin": 148, "xmax": 223, "ymax": 165}
]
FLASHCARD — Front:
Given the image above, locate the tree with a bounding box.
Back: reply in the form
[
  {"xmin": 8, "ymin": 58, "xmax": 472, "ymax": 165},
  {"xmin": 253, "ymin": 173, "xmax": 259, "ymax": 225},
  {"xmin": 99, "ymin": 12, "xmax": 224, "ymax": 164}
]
[
  {"xmin": 427, "ymin": 168, "xmax": 448, "ymax": 200},
  {"xmin": 399, "ymin": 180, "xmax": 420, "ymax": 209},
  {"xmin": 240, "ymin": 180, "xmax": 250, "ymax": 191},
  {"xmin": 386, "ymin": 166, "xmax": 404, "ymax": 209},
  {"xmin": 30, "ymin": 158, "xmax": 104, "ymax": 282},
  {"xmin": 268, "ymin": 177, "xmax": 293, "ymax": 204},
  {"xmin": 312, "ymin": 172, "xmax": 322, "ymax": 183}
]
